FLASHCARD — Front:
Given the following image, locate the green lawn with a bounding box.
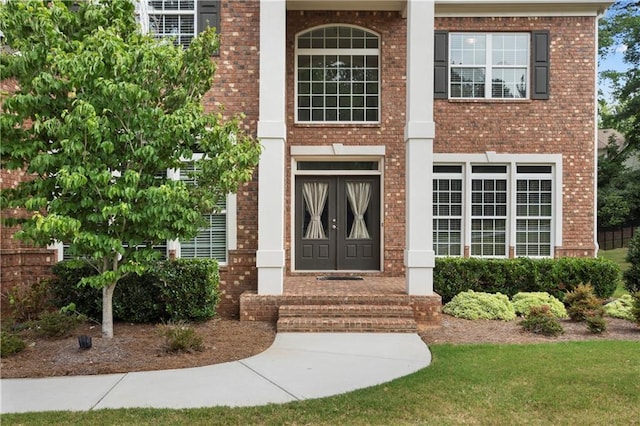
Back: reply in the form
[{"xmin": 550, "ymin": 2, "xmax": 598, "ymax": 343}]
[
  {"xmin": 3, "ymin": 341, "xmax": 639, "ymax": 425},
  {"xmin": 599, "ymin": 247, "xmax": 631, "ymax": 297}
]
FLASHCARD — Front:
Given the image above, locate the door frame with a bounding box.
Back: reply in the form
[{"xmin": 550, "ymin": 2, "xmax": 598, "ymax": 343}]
[{"xmin": 290, "ymin": 148, "xmax": 385, "ymax": 273}]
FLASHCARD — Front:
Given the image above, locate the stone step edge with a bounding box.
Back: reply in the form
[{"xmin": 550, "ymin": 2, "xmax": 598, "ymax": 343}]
[
  {"xmin": 277, "ymin": 316, "xmax": 418, "ymax": 333},
  {"xmin": 278, "ymin": 304, "xmax": 414, "ymax": 318}
]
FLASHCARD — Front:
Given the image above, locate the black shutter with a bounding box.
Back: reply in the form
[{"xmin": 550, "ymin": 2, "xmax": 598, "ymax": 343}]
[
  {"xmin": 531, "ymin": 30, "xmax": 550, "ymax": 100},
  {"xmin": 198, "ymin": 0, "xmax": 220, "ymax": 34},
  {"xmin": 434, "ymin": 31, "xmax": 449, "ymax": 99}
]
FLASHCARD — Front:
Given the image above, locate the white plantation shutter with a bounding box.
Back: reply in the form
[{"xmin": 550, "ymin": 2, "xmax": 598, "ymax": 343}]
[{"xmin": 179, "ymin": 161, "xmax": 227, "ymax": 262}]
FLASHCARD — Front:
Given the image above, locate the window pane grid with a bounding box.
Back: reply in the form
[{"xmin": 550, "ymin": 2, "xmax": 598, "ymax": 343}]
[
  {"xmin": 471, "ymin": 177, "xmax": 507, "ymax": 257},
  {"xmin": 433, "ymin": 177, "xmax": 463, "ymax": 256},
  {"xmin": 147, "ymin": 1, "xmax": 196, "ymax": 48},
  {"xmin": 297, "ymin": 26, "xmax": 379, "ymax": 123},
  {"xmin": 450, "ymin": 33, "xmax": 529, "ymax": 99},
  {"xmin": 516, "ymin": 177, "xmax": 552, "ymax": 257}
]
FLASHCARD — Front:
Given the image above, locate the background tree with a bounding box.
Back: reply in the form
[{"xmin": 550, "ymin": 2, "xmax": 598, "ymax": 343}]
[
  {"xmin": 0, "ymin": 0, "xmax": 261, "ymax": 338},
  {"xmin": 599, "ymin": 0, "xmax": 640, "ymax": 153},
  {"xmin": 597, "ymin": 1, "xmax": 640, "ymax": 231}
]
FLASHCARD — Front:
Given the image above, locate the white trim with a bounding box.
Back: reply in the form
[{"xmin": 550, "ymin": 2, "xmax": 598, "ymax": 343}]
[
  {"xmin": 433, "ymin": 152, "xmax": 563, "ymax": 257},
  {"xmin": 291, "ymin": 144, "xmax": 385, "ymax": 157}
]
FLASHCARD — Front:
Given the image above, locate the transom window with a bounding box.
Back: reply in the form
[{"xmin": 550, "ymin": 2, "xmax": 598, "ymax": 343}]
[
  {"xmin": 450, "ymin": 33, "xmax": 529, "ymax": 99},
  {"xmin": 296, "ymin": 25, "xmax": 380, "ymax": 123}
]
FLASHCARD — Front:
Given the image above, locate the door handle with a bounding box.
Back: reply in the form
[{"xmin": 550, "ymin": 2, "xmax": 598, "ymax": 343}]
[{"xmin": 331, "ymin": 224, "xmax": 337, "ymax": 230}]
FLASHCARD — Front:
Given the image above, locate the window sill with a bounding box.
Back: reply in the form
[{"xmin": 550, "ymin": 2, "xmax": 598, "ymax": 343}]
[
  {"xmin": 294, "ymin": 123, "xmax": 382, "ymax": 129},
  {"xmin": 443, "ymin": 98, "xmax": 533, "ymax": 104}
]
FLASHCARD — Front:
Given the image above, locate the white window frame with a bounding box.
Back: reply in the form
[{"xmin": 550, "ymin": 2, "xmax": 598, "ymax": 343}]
[
  {"xmin": 449, "ymin": 32, "xmax": 530, "ymax": 100},
  {"xmin": 433, "ymin": 152, "xmax": 562, "ymax": 258},
  {"xmin": 168, "ymin": 154, "xmax": 235, "ymax": 264},
  {"xmin": 136, "ymin": 0, "xmax": 197, "ymax": 48},
  {"xmin": 295, "ymin": 24, "xmax": 381, "ymax": 124},
  {"xmin": 433, "ymin": 166, "xmax": 464, "ymax": 256},
  {"xmin": 470, "ymin": 165, "xmax": 509, "ymax": 257},
  {"xmin": 515, "ymin": 165, "xmax": 554, "ymax": 257}
]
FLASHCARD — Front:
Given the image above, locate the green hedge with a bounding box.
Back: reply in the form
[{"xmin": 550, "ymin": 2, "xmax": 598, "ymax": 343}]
[
  {"xmin": 50, "ymin": 259, "xmax": 220, "ymax": 323},
  {"xmin": 434, "ymin": 257, "xmax": 619, "ymax": 303}
]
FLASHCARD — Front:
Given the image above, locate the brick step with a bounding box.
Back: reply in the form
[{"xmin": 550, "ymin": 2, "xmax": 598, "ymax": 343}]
[
  {"xmin": 279, "ymin": 304, "xmax": 415, "ymax": 319},
  {"xmin": 277, "ymin": 316, "xmax": 418, "ymax": 333}
]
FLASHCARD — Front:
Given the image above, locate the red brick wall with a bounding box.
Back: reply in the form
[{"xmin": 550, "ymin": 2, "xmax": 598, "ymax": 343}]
[
  {"xmin": 286, "ymin": 11, "xmax": 408, "ymax": 276},
  {"xmin": 211, "ymin": 1, "xmax": 260, "ymax": 317},
  {"xmin": 0, "ymin": 167, "xmax": 56, "ymax": 313},
  {"xmin": 434, "ymin": 16, "xmax": 597, "ymax": 257}
]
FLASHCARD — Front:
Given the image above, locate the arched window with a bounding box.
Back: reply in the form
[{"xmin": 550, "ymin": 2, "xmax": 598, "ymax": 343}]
[{"xmin": 296, "ymin": 25, "xmax": 380, "ymax": 123}]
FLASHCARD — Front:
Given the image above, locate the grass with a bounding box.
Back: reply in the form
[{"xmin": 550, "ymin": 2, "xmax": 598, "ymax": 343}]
[
  {"xmin": 3, "ymin": 341, "xmax": 639, "ymax": 425},
  {"xmin": 599, "ymin": 247, "xmax": 630, "ymax": 297}
]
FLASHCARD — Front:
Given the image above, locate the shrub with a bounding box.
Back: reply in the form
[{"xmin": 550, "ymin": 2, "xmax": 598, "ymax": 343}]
[
  {"xmin": 604, "ymin": 295, "xmax": 636, "ymax": 321},
  {"xmin": 50, "ymin": 259, "xmax": 220, "ymax": 324},
  {"xmin": 586, "ymin": 316, "xmax": 607, "ymax": 334},
  {"xmin": 30, "ymin": 311, "xmax": 84, "ymax": 338},
  {"xmin": 512, "ymin": 292, "xmax": 568, "ymax": 318},
  {"xmin": 5, "ymin": 280, "xmax": 52, "ymax": 322},
  {"xmin": 50, "ymin": 260, "xmax": 102, "ymax": 320},
  {"xmin": 155, "ymin": 259, "xmax": 220, "ymax": 322},
  {"xmin": 442, "ymin": 290, "xmax": 516, "ymax": 321},
  {"xmin": 520, "ymin": 305, "xmax": 565, "ymax": 337},
  {"xmin": 434, "ymin": 257, "xmax": 619, "ymax": 303},
  {"xmin": 564, "ymin": 284, "xmax": 604, "ymax": 322},
  {"xmin": 161, "ymin": 323, "xmax": 204, "ymax": 353},
  {"xmin": 0, "ymin": 330, "xmax": 26, "ymax": 357},
  {"xmin": 633, "ymin": 292, "xmax": 640, "ymax": 326},
  {"xmin": 624, "ymin": 232, "xmax": 640, "ymax": 294}
]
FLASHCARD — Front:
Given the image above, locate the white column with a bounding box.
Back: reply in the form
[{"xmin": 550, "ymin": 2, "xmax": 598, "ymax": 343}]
[
  {"xmin": 257, "ymin": 0, "xmax": 286, "ymax": 294},
  {"xmin": 404, "ymin": 0, "xmax": 436, "ymax": 295}
]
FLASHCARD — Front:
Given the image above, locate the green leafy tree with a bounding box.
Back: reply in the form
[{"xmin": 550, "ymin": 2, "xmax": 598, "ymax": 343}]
[
  {"xmin": 599, "ymin": 0, "xmax": 640, "ymax": 153},
  {"xmin": 0, "ymin": 0, "xmax": 261, "ymax": 338}
]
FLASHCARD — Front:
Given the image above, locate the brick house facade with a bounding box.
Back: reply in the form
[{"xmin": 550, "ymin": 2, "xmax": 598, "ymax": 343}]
[{"xmin": 1, "ymin": 0, "xmax": 610, "ymax": 319}]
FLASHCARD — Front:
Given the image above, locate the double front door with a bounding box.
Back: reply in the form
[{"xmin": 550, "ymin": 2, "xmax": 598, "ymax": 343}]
[{"xmin": 295, "ymin": 176, "xmax": 380, "ymax": 271}]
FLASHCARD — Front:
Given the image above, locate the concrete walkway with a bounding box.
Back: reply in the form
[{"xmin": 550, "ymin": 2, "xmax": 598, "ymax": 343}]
[{"xmin": 1, "ymin": 333, "xmax": 431, "ymax": 414}]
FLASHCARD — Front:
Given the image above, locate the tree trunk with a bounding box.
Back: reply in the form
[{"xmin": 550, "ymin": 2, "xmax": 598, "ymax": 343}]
[{"xmin": 102, "ymin": 283, "xmax": 117, "ymax": 338}]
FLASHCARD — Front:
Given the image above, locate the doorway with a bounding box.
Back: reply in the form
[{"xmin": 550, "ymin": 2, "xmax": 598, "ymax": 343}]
[{"xmin": 295, "ymin": 175, "xmax": 380, "ymax": 270}]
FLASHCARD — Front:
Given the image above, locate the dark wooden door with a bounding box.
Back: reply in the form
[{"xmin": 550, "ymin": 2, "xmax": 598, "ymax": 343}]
[{"xmin": 295, "ymin": 176, "xmax": 380, "ymax": 270}]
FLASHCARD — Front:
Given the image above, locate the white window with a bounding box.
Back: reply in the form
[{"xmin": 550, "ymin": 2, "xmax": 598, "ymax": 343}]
[
  {"xmin": 433, "ymin": 165, "xmax": 463, "ymax": 256},
  {"xmin": 177, "ymin": 160, "xmax": 228, "ymax": 262},
  {"xmin": 450, "ymin": 33, "xmax": 529, "ymax": 99},
  {"xmin": 470, "ymin": 165, "xmax": 508, "ymax": 257},
  {"xmin": 432, "ymin": 157, "xmax": 559, "ymax": 258},
  {"xmin": 515, "ymin": 166, "xmax": 553, "ymax": 257},
  {"xmin": 137, "ymin": 1, "xmax": 219, "ymax": 49},
  {"xmin": 296, "ymin": 25, "xmax": 380, "ymax": 123}
]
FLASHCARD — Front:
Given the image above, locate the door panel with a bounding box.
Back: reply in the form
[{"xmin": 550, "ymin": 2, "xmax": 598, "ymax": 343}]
[{"xmin": 295, "ymin": 175, "xmax": 380, "ymax": 271}]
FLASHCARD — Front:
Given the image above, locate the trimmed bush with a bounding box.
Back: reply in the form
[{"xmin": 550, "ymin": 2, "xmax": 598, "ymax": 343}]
[
  {"xmin": 623, "ymin": 232, "xmax": 640, "ymax": 294},
  {"xmin": 564, "ymin": 284, "xmax": 604, "ymax": 322},
  {"xmin": 520, "ymin": 305, "xmax": 564, "ymax": 337},
  {"xmin": 0, "ymin": 330, "xmax": 26, "ymax": 357},
  {"xmin": 434, "ymin": 257, "xmax": 619, "ymax": 303},
  {"xmin": 156, "ymin": 259, "xmax": 220, "ymax": 322},
  {"xmin": 512, "ymin": 292, "xmax": 568, "ymax": 318},
  {"xmin": 604, "ymin": 295, "xmax": 635, "ymax": 321},
  {"xmin": 50, "ymin": 259, "xmax": 220, "ymax": 324},
  {"xmin": 51, "ymin": 260, "xmax": 102, "ymax": 321},
  {"xmin": 443, "ymin": 290, "xmax": 516, "ymax": 321}
]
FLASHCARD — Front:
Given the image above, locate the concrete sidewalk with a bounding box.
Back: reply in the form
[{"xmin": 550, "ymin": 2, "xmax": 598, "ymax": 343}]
[{"xmin": 1, "ymin": 333, "xmax": 431, "ymax": 414}]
